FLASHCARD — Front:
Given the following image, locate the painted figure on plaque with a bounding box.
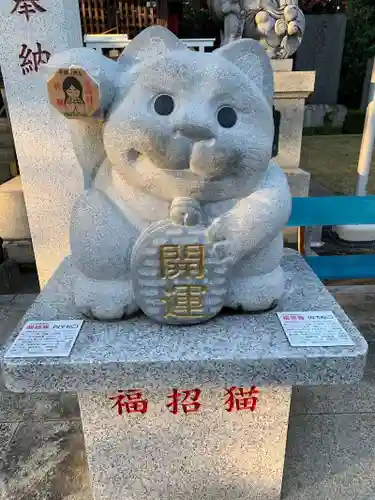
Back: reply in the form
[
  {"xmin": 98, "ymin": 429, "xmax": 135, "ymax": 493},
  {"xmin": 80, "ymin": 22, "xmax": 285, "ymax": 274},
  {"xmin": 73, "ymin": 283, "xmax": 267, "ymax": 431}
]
[
  {"xmin": 46, "ymin": 26, "xmax": 291, "ymax": 324},
  {"xmin": 47, "ymin": 68, "xmax": 100, "ymax": 118},
  {"xmin": 62, "ymin": 76, "xmax": 87, "ymax": 116}
]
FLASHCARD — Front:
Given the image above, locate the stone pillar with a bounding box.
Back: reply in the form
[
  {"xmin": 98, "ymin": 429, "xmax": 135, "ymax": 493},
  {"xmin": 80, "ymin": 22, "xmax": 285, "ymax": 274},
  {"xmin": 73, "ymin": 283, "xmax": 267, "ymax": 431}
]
[
  {"xmin": 273, "ymin": 71, "xmax": 316, "ymax": 197},
  {"xmin": 271, "ymin": 60, "xmax": 293, "ymax": 72},
  {"xmin": 79, "ymin": 387, "xmax": 292, "ymax": 500},
  {"xmin": 0, "ymin": 1, "xmax": 83, "ymax": 287}
]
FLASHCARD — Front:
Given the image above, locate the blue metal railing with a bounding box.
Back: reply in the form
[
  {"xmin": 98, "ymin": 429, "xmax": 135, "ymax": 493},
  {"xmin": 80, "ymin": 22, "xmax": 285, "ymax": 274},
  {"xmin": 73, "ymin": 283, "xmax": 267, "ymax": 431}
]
[{"xmin": 287, "ymin": 196, "xmax": 375, "ymax": 280}]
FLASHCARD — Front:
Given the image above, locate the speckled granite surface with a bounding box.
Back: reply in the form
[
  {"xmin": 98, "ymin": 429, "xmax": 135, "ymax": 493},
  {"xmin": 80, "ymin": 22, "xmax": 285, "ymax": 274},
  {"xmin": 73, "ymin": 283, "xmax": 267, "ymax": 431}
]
[
  {"xmin": 1, "ymin": 250, "xmax": 368, "ymax": 393},
  {"xmin": 0, "ymin": 282, "xmax": 375, "ymax": 499},
  {"xmin": 79, "ymin": 386, "xmax": 291, "ymax": 500}
]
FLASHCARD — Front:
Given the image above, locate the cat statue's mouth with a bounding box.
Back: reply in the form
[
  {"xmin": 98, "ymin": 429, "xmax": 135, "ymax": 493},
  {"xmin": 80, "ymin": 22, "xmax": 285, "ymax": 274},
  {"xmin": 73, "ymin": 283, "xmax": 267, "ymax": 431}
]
[
  {"xmin": 172, "ymin": 128, "xmax": 215, "ymax": 142},
  {"xmin": 115, "ymin": 144, "xmax": 258, "ymax": 203},
  {"xmin": 126, "ymin": 136, "xmax": 221, "ymax": 178}
]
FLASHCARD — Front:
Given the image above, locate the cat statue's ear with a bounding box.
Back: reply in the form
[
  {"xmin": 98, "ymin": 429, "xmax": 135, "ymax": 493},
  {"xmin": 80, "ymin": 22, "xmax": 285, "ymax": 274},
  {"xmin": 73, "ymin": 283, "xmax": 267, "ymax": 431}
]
[
  {"xmin": 215, "ymin": 39, "xmax": 274, "ymax": 107},
  {"xmin": 117, "ymin": 26, "xmax": 187, "ymax": 68}
]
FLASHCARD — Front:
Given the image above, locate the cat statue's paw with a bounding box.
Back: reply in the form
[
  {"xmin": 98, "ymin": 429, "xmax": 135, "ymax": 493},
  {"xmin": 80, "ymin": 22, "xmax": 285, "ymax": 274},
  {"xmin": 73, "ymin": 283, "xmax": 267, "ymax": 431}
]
[
  {"xmin": 207, "ymin": 216, "xmax": 243, "ymax": 266},
  {"xmin": 73, "ymin": 273, "xmax": 138, "ymax": 320}
]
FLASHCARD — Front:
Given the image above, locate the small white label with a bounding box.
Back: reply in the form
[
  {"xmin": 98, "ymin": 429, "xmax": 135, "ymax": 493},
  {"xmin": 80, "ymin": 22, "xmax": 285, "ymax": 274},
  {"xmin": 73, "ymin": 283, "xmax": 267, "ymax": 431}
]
[
  {"xmin": 277, "ymin": 311, "xmax": 355, "ymax": 347},
  {"xmin": 4, "ymin": 320, "xmax": 84, "ymax": 359}
]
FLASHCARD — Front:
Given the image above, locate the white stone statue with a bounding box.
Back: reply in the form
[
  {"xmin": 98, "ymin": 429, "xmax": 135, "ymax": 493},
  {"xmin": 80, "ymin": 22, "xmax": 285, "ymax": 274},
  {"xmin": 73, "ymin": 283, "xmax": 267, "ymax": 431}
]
[
  {"xmin": 46, "ymin": 26, "xmax": 291, "ymax": 323},
  {"xmin": 208, "ymin": 0, "xmax": 306, "ymax": 58}
]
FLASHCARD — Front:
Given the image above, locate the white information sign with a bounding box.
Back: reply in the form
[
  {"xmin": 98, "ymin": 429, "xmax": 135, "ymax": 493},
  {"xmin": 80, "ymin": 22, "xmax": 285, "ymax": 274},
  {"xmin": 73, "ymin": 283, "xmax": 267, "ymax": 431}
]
[
  {"xmin": 5, "ymin": 320, "xmax": 84, "ymax": 359},
  {"xmin": 277, "ymin": 311, "xmax": 355, "ymax": 347}
]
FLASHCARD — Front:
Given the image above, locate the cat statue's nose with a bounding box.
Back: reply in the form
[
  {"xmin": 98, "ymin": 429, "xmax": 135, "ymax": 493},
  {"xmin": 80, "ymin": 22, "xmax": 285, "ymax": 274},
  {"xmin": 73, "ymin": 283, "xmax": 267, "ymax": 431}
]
[{"xmin": 174, "ymin": 123, "xmax": 215, "ymax": 142}]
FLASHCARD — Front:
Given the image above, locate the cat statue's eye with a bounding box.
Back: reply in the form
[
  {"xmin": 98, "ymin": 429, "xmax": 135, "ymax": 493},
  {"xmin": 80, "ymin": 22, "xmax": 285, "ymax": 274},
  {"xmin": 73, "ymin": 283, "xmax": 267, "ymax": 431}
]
[
  {"xmin": 154, "ymin": 94, "xmax": 174, "ymax": 116},
  {"xmin": 217, "ymin": 106, "xmax": 237, "ymax": 128}
]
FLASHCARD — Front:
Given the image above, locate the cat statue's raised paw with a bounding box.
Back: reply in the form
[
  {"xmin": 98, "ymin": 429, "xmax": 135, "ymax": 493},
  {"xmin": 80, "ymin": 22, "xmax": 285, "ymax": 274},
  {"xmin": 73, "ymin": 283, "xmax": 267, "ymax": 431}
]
[{"xmin": 46, "ymin": 26, "xmax": 291, "ymax": 324}]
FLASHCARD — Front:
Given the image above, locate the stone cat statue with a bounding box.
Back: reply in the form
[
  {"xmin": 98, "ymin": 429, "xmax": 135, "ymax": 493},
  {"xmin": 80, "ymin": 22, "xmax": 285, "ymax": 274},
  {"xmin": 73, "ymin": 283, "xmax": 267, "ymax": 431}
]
[{"xmin": 46, "ymin": 26, "xmax": 291, "ymax": 321}]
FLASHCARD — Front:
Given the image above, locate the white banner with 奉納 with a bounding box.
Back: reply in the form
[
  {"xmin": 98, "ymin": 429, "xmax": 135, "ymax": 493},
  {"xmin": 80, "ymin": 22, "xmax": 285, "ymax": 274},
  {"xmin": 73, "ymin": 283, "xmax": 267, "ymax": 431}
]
[{"xmin": 0, "ymin": 0, "xmax": 83, "ymax": 286}]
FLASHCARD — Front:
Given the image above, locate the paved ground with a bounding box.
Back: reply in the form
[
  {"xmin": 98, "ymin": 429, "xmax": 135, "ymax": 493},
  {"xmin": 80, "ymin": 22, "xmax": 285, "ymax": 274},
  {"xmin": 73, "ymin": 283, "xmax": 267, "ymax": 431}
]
[{"xmin": 1, "ymin": 287, "xmax": 375, "ymax": 500}]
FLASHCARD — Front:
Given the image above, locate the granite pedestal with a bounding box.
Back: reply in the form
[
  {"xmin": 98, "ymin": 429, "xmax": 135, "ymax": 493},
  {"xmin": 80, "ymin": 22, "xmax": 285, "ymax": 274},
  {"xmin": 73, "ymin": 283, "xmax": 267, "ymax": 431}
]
[{"xmin": 1, "ymin": 250, "xmax": 368, "ymax": 500}]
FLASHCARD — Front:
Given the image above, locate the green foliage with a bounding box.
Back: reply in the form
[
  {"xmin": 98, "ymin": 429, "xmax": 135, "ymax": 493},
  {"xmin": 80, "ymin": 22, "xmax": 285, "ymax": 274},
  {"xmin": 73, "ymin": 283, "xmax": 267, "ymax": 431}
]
[
  {"xmin": 339, "ymin": 0, "xmax": 375, "ymax": 108},
  {"xmin": 300, "ymin": 0, "xmax": 346, "ymax": 14}
]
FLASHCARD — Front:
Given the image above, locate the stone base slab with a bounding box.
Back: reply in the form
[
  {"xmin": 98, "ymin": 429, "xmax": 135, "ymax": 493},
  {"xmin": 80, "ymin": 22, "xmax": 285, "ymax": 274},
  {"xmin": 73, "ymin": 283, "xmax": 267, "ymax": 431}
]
[
  {"xmin": 2, "ymin": 251, "xmax": 367, "ymax": 393},
  {"xmin": 79, "ymin": 386, "xmax": 291, "ymax": 500}
]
